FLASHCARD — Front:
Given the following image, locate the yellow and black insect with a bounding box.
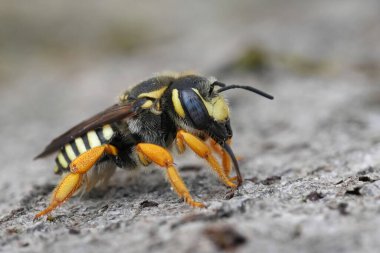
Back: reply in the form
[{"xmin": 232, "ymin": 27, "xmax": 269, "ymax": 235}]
[{"xmin": 34, "ymin": 72, "xmax": 273, "ymax": 219}]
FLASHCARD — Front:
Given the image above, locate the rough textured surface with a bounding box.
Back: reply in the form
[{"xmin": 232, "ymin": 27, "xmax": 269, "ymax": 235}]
[{"xmin": 1, "ymin": 1, "xmax": 380, "ymax": 252}]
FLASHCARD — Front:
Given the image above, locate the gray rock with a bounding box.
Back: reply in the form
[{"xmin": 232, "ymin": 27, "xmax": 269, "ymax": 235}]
[{"xmin": 1, "ymin": 1, "xmax": 380, "ymax": 253}]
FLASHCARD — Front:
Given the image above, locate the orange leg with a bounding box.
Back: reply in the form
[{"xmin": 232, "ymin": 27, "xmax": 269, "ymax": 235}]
[
  {"xmin": 176, "ymin": 130, "xmax": 237, "ymax": 188},
  {"xmin": 34, "ymin": 144, "xmax": 118, "ymax": 219},
  {"xmin": 209, "ymin": 139, "xmax": 232, "ymax": 178},
  {"xmin": 136, "ymin": 143, "xmax": 205, "ymax": 208}
]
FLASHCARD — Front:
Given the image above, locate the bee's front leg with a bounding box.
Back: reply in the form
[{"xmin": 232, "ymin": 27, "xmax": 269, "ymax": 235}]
[
  {"xmin": 34, "ymin": 144, "xmax": 118, "ymax": 220},
  {"xmin": 176, "ymin": 130, "xmax": 237, "ymax": 188},
  {"xmin": 209, "ymin": 139, "xmax": 234, "ymax": 178}
]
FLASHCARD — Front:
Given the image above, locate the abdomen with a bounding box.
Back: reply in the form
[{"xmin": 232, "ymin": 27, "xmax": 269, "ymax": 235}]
[{"xmin": 54, "ymin": 124, "xmax": 115, "ymax": 174}]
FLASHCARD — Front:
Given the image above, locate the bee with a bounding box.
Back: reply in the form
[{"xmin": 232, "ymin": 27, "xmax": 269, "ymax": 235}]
[{"xmin": 34, "ymin": 72, "xmax": 273, "ymax": 219}]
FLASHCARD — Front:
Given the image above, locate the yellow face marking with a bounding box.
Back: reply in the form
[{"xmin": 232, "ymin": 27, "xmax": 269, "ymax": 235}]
[
  {"xmin": 138, "ymin": 86, "xmax": 168, "ymax": 99},
  {"xmin": 87, "ymin": 131, "xmax": 101, "ymax": 148},
  {"xmin": 53, "ymin": 165, "xmax": 60, "ymax": 173},
  {"xmin": 102, "ymin": 125, "xmax": 114, "ymax": 140},
  {"xmin": 75, "ymin": 138, "xmax": 87, "ymax": 154},
  {"xmin": 57, "ymin": 152, "xmax": 68, "ymax": 168},
  {"xmin": 210, "ymin": 96, "xmax": 229, "ymax": 121},
  {"xmin": 172, "ymin": 89, "xmax": 186, "ymax": 118},
  {"xmin": 192, "ymin": 88, "xmax": 229, "ymax": 121},
  {"xmin": 65, "ymin": 144, "xmax": 77, "ymax": 161}
]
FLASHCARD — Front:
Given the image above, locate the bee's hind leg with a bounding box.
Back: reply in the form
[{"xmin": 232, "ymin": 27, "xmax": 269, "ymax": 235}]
[
  {"xmin": 34, "ymin": 144, "xmax": 118, "ymax": 220},
  {"xmin": 136, "ymin": 143, "xmax": 205, "ymax": 208}
]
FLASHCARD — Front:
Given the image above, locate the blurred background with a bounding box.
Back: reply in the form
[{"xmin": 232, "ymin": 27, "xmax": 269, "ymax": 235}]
[{"xmin": 1, "ymin": 0, "xmax": 380, "ymax": 252}]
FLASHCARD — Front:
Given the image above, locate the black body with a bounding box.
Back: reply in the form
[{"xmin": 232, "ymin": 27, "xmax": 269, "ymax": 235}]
[{"xmin": 36, "ymin": 73, "xmax": 273, "ymax": 185}]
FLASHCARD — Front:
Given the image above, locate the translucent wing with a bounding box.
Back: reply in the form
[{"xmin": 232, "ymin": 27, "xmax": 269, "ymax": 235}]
[{"xmin": 35, "ymin": 103, "xmax": 136, "ymax": 159}]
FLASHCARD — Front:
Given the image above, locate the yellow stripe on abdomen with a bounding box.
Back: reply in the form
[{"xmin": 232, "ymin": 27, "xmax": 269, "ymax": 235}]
[
  {"xmin": 65, "ymin": 144, "xmax": 77, "ymax": 161},
  {"xmin": 102, "ymin": 124, "xmax": 114, "ymax": 140},
  {"xmin": 54, "ymin": 125, "xmax": 115, "ymax": 174},
  {"xmin": 87, "ymin": 131, "xmax": 101, "ymax": 148},
  {"xmin": 75, "ymin": 138, "xmax": 87, "ymax": 154},
  {"xmin": 57, "ymin": 152, "xmax": 68, "ymax": 168}
]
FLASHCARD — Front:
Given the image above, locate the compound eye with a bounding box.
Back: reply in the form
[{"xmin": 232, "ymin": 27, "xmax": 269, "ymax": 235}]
[{"xmin": 180, "ymin": 89, "xmax": 210, "ymax": 129}]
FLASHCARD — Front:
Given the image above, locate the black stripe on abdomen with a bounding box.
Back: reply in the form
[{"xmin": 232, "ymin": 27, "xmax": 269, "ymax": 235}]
[
  {"xmin": 82, "ymin": 134, "xmax": 91, "ymax": 150},
  {"xmin": 96, "ymin": 128, "xmax": 106, "ymax": 143},
  {"xmin": 61, "ymin": 148, "xmax": 71, "ymax": 165},
  {"xmin": 53, "ymin": 125, "xmax": 115, "ymax": 174},
  {"xmin": 71, "ymin": 142, "xmax": 80, "ymax": 156}
]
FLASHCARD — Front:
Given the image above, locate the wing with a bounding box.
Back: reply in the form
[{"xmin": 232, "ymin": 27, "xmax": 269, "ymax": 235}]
[{"xmin": 35, "ymin": 102, "xmax": 136, "ymax": 159}]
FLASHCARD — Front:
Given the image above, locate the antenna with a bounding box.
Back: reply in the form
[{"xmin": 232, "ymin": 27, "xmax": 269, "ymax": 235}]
[{"xmin": 215, "ymin": 81, "xmax": 274, "ymax": 100}]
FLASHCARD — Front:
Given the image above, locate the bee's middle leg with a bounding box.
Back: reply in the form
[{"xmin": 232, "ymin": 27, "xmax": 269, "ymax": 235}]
[{"xmin": 136, "ymin": 143, "xmax": 205, "ymax": 208}]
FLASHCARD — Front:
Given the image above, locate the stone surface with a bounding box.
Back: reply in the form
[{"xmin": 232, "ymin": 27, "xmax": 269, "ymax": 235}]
[{"xmin": 1, "ymin": 1, "xmax": 380, "ymax": 253}]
